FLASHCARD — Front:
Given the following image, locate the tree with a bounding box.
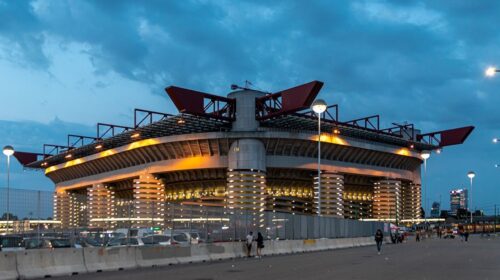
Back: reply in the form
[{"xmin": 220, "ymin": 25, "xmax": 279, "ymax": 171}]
[{"xmin": 1, "ymin": 212, "xmax": 19, "ymax": 221}]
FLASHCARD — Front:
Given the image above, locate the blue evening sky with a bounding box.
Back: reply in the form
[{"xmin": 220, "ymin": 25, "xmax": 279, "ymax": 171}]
[{"xmin": 0, "ymin": 1, "xmax": 499, "ymax": 214}]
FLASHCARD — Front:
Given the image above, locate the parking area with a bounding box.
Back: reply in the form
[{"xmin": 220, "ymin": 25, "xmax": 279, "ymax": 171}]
[{"xmin": 61, "ymin": 236, "xmax": 500, "ymax": 280}]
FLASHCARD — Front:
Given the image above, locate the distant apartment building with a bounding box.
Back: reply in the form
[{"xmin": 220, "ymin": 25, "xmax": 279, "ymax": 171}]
[
  {"xmin": 450, "ymin": 189, "xmax": 468, "ymax": 215},
  {"xmin": 430, "ymin": 201, "xmax": 440, "ymax": 218}
]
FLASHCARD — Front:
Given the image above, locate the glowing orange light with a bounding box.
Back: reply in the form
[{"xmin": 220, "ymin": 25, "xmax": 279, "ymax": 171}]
[
  {"xmin": 333, "ymin": 129, "xmax": 341, "ymax": 134},
  {"xmin": 396, "ymin": 148, "xmax": 410, "ymax": 156},
  {"xmin": 65, "ymin": 154, "xmax": 72, "ymax": 159},
  {"xmin": 95, "ymin": 144, "xmax": 103, "ymax": 149},
  {"xmin": 131, "ymin": 133, "xmax": 140, "ymax": 139},
  {"xmin": 177, "ymin": 118, "xmax": 186, "ymax": 124},
  {"xmin": 409, "ymin": 144, "xmax": 414, "ymax": 149}
]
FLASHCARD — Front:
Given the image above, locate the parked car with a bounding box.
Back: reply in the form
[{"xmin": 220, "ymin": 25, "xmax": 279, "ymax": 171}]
[
  {"xmin": 75, "ymin": 237, "xmax": 103, "ymax": 247},
  {"xmin": 23, "ymin": 238, "xmax": 50, "ymax": 249},
  {"xmin": 115, "ymin": 228, "xmax": 153, "ymax": 238},
  {"xmin": 163, "ymin": 232, "xmax": 191, "ymax": 245},
  {"xmin": 47, "ymin": 238, "xmax": 72, "ymax": 248},
  {"xmin": 142, "ymin": 235, "xmax": 172, "ymax": 245},
  {"xmin": 0, "ymin": 235, "xmax": 24, "ymax": 251},
  {"xmin": 107, "ymin": 237, "xmax": 145, "ymax": 247}
]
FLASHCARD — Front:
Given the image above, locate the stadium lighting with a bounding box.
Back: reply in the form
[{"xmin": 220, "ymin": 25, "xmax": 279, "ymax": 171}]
[
  {"xmin": 311, "ymin": 99, "xmax": 327, "ymax": 216},
  {"xmin": 467, "ymin": 171, "xmax": 476, "ymax": 224},
  {"xmin": 2, "ymin": 145, "xmax": 14, "ymax": 233},
  {"xmin": 485, "ymin": 66, "xmax": 499, "ymax": 77}
]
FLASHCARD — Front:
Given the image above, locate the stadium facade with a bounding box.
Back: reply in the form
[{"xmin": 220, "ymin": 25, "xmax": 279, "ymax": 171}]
[{"xmin": 14, "ymin": 81, "xmax": 474, "ymax": 229}]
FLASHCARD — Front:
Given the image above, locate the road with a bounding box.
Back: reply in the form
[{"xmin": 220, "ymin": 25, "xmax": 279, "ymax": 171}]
[{"xmin": 62, "ymin": 236, "xmax": 500, "ymax": 280}]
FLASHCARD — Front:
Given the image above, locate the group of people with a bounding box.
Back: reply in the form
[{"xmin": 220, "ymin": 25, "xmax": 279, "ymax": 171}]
[{"xmin": 245, "ymin": 231, "xmax": 265, "ymax": 258}]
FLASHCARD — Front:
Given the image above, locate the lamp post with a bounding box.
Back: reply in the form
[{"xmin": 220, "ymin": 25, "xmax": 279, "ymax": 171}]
[
  {"xmin": 467, "ymin": 171, "xmax": 476, "ymax": 224},
  {"xmin": 421, "ymin": 151, "xmax": 431, "ymax": 220},
  {"xmin": 2, "ymin": 145, "xmax": 14, "ymax": 232},
  {"xmin": 485, "ymin": 66, "xmax": 500, "ymax": 77},
  {"xmin": 311, "ymin": 99, "xmax": 327, "ymax": 216}
]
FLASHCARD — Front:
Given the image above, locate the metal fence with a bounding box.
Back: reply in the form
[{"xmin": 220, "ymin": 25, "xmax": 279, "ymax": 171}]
[{"xmin": 1, "ymin": 192, "xmax": 385, "ymax": 242}]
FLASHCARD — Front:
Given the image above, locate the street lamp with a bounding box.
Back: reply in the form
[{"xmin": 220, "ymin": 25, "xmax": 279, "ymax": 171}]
[
  {"xmin": 467, "ymin": 171, "xmax": 476, "ymax": 224},
  {"xmin": 311, "ymin": 99, "xmax": 327, "ymax": 216},
  {"xmin": 493, "ymin": 138, "xmax": 499, "ymax": 144},
  {"xmin": 485, "ymin": 66, "xmax": 499, "ymax": 77},
  {"xmin": 2, "ymin": 145, "xmax": 14, "ymax": 232},
  {"xmin": 421, "ymin": 151, "xmax": 431, "ymax": 220}
]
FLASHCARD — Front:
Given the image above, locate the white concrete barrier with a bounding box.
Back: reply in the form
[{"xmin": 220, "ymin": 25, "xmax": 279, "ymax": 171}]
[
  {"xmin": 261, "ymin": 240, "xmax": 275, "ymax": 256},
  {"xmin": 16, "ymin": 248, "xmax": 87, "ymax": 279},
  {"xmin": 233, "ymin": 242, "xmax": 248, "ymax": 258},
  {"xmin": 0, "ymin": 252, "xmax": 18, "ymax": 280},
  {"xmin": 135, "ymin": 245, "xmax": 180, "ymax": 267},
  {"xmin": 186, "ymin": 244, "xmax": 210, "ymax": 263},
  {"xmin": 335, "ymin": 238, "xmax": 355, "ymax": 249},
  {"xmin": 0, "ymin": 236, "xmax": 380, "ymax": 279},
  {"xmin": 302, "ymin": 239, "xmax": 319, "ymax": 253},
  {"xmin": 84, "ymin": 246, "xmax": 137, "ymax": 272},
  {"xmin": 207, "ymin": 243, "xmax": 236, "ymax": 260}
]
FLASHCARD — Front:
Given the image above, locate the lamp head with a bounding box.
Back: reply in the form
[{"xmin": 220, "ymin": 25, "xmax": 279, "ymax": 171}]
[
  {"xmin": 2, "ymin": 145, "xmax": 14, "ymax": 157},
  {"xmin": 421, "ymin": 151, "xmax": 431, "ymax": 160},
  {"xmin": 311, "ymin": 99, "xmax": 327, "ymax": 114},
  {"xmin": 485, "ymin": 66, "xmax": 497, "ymax": 77},
  {"xmin": 493, "ymin": 138, "xmax": 499, "ymax": 144},
  {"xmin": 467, "ymin": 171, "xmax": 476, "ymax": 179}
]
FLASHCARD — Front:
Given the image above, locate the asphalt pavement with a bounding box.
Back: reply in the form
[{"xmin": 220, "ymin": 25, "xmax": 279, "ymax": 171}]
[{"xmin": 60, "ymin": 235, "xmax": 500, "ymax": 280}]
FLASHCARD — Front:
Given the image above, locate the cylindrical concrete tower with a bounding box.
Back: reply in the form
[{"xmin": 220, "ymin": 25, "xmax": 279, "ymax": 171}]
[
  {"xmin": 228, "ymin": 89, "xmax": 266, "ymax": 132},
  {"xmin": 226, "ymin": 89, "xmax": 267, "ymax": 230}
]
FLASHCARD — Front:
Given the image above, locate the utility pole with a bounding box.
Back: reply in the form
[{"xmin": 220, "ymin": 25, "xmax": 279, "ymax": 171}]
[{"xmin": 493, "ymin": 204, "xmax": 497, "ymax": 235}]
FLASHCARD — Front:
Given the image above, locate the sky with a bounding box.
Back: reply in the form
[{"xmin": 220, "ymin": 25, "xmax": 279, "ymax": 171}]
[{"xmin": 0, "ymin": 0, "xmax": 499, "ymax": 215}]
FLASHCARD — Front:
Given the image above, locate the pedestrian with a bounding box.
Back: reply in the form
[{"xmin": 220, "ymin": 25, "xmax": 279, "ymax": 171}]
[
  {"xmin": 464, "ymin": 231, "xmax": 469, "ymax": 242},
  {"xmin": 246, "ymin": 231, "xmax": 254, "ymax": 257},
  {"xmin": 256, "ymin": 232, "xmax": 264, "ymax": 258},
  {"xmin": 374, "ymin": 229, "xmax": 383, "ymax": 255},
  {"xmin": 416, "ymin": 231, "xmax": 420, "ymax": 242}
]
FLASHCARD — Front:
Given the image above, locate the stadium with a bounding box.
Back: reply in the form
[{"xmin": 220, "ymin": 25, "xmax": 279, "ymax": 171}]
[{"xmin": 14, "ymin": 81, "xmax": 473, "ymax": 230}]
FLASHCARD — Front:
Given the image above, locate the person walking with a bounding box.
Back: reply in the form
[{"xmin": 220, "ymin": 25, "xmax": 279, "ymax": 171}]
[
  {"xmin": 374, "ymin": 229, "xmax": 384, "ymax": 255},
  {"xmin": 256, "ymin": 232, "xmax": 264, "ymax": 258},
  {"xmin": 416, "ymin": 231, "xmax": 421, "ymax": 242},
  {"xmin": 246, "ymin": 231, "xmax": 254, "ymax": 257}
]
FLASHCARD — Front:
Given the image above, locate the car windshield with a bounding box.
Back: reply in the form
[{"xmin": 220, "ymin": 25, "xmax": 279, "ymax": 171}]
[{"xmin": 173, "ymin": 234, "xmax": 187, "ymax": 242}]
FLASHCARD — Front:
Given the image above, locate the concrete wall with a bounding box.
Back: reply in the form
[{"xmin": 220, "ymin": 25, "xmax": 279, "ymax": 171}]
[{"xmin": 0, "ymin": 237, "xmax": 381, "ymax": 280}]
